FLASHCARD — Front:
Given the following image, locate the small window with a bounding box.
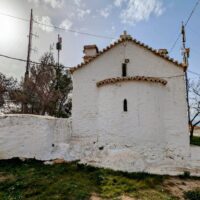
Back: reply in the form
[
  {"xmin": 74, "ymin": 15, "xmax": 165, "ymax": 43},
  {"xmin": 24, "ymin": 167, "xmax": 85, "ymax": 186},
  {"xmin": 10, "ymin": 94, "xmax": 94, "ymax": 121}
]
[
  {"xmin": 122, "ymin": 63, "xmax": 127, "ymax": 77},
  {"xmin": 123, "ymin": 99, "xmax": 128, "ymax": 112}
]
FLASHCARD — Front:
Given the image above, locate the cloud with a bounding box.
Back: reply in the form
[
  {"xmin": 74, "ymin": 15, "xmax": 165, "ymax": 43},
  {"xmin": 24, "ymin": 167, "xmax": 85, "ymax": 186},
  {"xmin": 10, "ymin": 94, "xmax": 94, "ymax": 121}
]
[
  {"xmin": 77, "ymin": 8, "xmax": 91, "ymax": 19},
  {"xmin": 114, "ymin": 0, "xmax": 127, "ymax": 7},
  {"xmin": 119, "ymin": 0, "xmax": 164, "ymax": 25},
  {"xmin": 44, "ymin": 0, "xmax": 64, "ymax": 8},
  {"xmin": 111, "ymin": 25, "xmax": 116, "ymax": 31},
  {"xmin": 34, "ymin": 16, "xmax": 54, "ymax": 32},
  {"xmin": 99, "ymin": 5, "xmax": 112, "ymax": 18},
  {"xmin": 74, "ymin": 0, "xmax": 82, "ymax": 6},
  {"xmin": 28, "ymin": 0, "xmax": 64, "ymax": 8},
  {"xmin": 60, "ymin": 18, "xmax": 73, "ymax": 30}
]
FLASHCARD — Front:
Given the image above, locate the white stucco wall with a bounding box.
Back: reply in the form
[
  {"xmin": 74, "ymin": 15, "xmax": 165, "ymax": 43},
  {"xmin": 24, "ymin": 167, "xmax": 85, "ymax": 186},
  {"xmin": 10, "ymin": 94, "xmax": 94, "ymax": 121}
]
[
  {"xmin": 0, "ymin": 113, "xmax": 199, "ymax": 175},
  {"xmin": 0, "ymin": 114, "xmax": 72, "ymax": 160},
  {"xmin": 72, "ymin": 40, "xmax": 190, "ymax": 171}
]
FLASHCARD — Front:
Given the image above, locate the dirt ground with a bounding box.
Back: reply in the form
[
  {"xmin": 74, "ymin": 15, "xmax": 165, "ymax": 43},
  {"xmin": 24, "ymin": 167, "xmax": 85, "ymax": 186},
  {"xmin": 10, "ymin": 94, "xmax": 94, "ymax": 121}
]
[
  {"xmin": 90, "ymin": 194, "xmax": 135, "ymax": 200},
  {"xmin": 163, "ymin": 177, "xmax": 200, "ymax": 200}
]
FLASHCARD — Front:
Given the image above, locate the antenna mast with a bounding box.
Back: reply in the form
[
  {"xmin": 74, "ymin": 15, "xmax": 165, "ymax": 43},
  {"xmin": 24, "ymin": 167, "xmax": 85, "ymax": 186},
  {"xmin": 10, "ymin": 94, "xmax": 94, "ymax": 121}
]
[
  {"xmin": 56, "ymin": 34, "xmax": 62, "ymax": 66},
  {"xmin": 181, "ymin": 22, "xmax": 191, "ymax": 128}
]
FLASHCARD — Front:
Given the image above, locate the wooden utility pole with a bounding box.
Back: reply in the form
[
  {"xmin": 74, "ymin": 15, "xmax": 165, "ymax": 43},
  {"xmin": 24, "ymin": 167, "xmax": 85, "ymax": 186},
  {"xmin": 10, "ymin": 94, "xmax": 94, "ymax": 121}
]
[
  {"xmin": 25, "ymin": 9, "xmax": 33, "ymax": 83},
  {"xmin": 181, "ymin": 22, "xmax": 191, "ymax": 132},
  {"xmin": 23, "ymin": 9, "xmax": 33, "ymax": 113}
]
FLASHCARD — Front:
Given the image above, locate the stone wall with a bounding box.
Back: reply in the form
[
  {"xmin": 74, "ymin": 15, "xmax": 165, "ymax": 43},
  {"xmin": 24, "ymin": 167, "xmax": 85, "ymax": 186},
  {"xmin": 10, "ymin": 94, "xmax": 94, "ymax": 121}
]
[
  {"xmin": 0, "ymin": 114, "xmax": 72, "ymax": 161},
  {"xmin": 0, "ymin": 114, "xmax": 200, "ymax": 176}
]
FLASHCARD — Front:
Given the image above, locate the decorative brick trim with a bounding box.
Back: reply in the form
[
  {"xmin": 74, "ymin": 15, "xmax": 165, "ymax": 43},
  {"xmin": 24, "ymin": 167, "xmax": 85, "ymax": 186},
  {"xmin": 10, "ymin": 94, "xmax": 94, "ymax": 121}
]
[{"xmin": 96, "ymin": 76, "xmax": 167, "ymax": 87}]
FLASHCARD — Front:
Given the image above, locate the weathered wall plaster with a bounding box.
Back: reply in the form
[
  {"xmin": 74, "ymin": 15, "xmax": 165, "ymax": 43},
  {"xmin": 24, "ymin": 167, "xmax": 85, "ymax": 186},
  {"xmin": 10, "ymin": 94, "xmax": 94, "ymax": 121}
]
[
  {"xmin": 72, "ymin": 41, "xmax": 190, "ymax": 171},
  {"xmin": 0, "ymin": 114, "xmax": 72, "ymax": 160},
  {"xmin": 0, "ymin": 114, "xmax": 200, "ymax": 175}
]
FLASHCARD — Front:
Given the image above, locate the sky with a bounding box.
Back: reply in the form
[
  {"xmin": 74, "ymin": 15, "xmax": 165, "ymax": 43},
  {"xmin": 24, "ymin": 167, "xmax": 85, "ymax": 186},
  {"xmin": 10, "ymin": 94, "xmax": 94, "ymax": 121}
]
[{"xmin": 0, "ymin": 0, "xmax": 200, "ymax": 80}]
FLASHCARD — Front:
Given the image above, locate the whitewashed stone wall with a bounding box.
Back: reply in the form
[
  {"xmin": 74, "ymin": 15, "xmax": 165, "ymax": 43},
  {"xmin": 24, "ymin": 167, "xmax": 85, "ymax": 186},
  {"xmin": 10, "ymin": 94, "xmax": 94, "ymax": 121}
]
[
  {"xmin": 71, "ymin": 41, "xmax": 191, "ymax": 174},
  {"xmin": 0, "ymin": 114, "xmax": 72, "ymax": 160},
  {"xmin": 0, "ymin": 114, "xmax": 200, "ymax": 175}
]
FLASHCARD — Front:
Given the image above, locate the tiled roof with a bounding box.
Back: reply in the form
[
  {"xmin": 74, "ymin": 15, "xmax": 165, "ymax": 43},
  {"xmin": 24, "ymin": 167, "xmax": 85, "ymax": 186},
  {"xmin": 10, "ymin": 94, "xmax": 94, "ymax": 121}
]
[
  {"xmin": 70, "ymin": 33, "xmax": 187, "ymax": 74},
  {"xmin": 96, "ymin": 76, "xmax": 167, "ymax": 87}
]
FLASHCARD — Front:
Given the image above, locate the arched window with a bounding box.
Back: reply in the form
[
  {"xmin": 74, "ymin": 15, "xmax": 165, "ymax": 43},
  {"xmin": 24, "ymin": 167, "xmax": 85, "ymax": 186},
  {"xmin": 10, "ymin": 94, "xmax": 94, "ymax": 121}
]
[
  {"xmin": 123, "ymin": 99, "xmax": 128, "ymax": 112},
  {"xmin": 122, "ymin": 63, "xmax": 127, "ymax": 77}
]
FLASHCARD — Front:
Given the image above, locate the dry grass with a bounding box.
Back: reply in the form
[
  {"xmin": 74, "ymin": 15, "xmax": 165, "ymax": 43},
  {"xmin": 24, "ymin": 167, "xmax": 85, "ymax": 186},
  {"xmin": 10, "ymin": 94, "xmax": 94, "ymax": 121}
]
[{"xmin": 164, "ymin": 177, "xmax": 200, "ymax": 200}]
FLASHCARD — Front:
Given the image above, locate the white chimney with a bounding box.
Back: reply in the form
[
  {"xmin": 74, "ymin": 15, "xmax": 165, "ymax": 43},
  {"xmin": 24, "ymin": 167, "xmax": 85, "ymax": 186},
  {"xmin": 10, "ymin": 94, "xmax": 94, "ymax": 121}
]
[{"xmin": 83, "ymin": 45, "xmax": 99, "ymax": 62}]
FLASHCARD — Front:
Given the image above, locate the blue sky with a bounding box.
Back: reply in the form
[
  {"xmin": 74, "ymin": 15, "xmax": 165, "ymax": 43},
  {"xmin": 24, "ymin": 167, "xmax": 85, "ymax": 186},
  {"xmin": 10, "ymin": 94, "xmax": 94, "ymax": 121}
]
[{"xmin": 0, "ymin": 0, "xmax": 199, "ymax": 79}]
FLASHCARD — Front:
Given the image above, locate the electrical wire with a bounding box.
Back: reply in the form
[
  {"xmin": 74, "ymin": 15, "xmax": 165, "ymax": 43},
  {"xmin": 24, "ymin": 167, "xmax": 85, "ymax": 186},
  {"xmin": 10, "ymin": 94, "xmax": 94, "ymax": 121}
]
[
  {"xmin": 169, "ymin": 0, "xmax": 200, "ymax": 53},
  {"xmin": 0, "ymin": 54, "xmax": 40, "ymax": 64},
  {"xmin": 0, "ymin": 11, "xmax": 114, "ymax": 40},
  {"xmin": 0, "ymin": 12, "xmax": 29, "ymax": 22},
  {"xmin": 33, "ymin": 20, "xmax": 114, "ymax": 40},
  {"xmin": 188, "ymin": 70, "xmax": 200, "ymax": 76},
  {"xmin": 0, "ymin": 54, "xmax": 70, "ymax": 69},
  {"xmin": 1, "ymin": 53, "xmax": 200, "ymax": 79}
]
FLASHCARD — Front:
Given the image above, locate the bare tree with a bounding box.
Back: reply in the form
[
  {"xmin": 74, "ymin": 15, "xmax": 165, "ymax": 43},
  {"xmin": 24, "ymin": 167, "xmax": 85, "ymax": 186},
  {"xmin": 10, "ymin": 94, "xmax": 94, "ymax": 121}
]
[
  {"xmin": 189, "ymin": 78, "xmax": 200, "ymax": 138},
  {"xmin": 11, "ymin": 52, "xmax": 72, "ymax": 117},
  {"xmin": 0, "ymin": 73, "xmax": 17, "ymax": 108}
]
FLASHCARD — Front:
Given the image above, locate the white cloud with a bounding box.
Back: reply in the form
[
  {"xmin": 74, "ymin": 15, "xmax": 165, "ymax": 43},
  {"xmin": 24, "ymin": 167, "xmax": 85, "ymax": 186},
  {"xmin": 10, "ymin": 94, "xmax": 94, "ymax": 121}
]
[
  {"xmin": 28, "ymin": 0, "xmax": 64, "ymax": 8},
  {"xmin": 44, "ymin": 0, "xmax": 64, "ymax": 8},
  {"xmin": 111, "ymin": 25, "xmax": 116, "ymax": 31},
  {"xmin": 74, "ymin": 0, "xmax": 82, "ymax": 6},
  {"xmin": 60, "ymin": 18, "xmax": 73, "ymax": 30},
  {"xmin": 34, "ymin": 16, "xmax": 54, "ymax": 32},
  {"xmin": 77, "ymin": 8, "xmax": 91, "ymax": 19},
  {"xmin": 114, "ymin": 0, "xmax": 127, "ymax": 7},
  {"xmin": 99, "ymin": 5, "xmax": 112, "ymax": 18},
  {"xmin": 120, "ymin": 0, "xmax": 164, "ymax": 25}
]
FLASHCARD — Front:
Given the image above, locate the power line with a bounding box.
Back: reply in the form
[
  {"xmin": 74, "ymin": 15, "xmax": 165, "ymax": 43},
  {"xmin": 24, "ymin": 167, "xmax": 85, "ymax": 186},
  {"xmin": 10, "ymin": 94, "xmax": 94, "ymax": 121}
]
[
  {"xmin": 0, "ymin": 12, "xmax": 29, "ymax": 22},
  {"xmin": 169, "ymin": 0, "xmax": 200, "ymax": 53},
  {"xmin": 0, "ymin": 54, "xmax": 40, "ymax": 65},
  {"xmin": 0, "ymin": 54, "xmax": 70, "ymax": 69},
  {"xmin": 33, "ymin": 19, "xmax": 114, "ymax": 39},
  {"xmin": 1, "ymin": 53, "xmax": 199, "ymax": 78},
  {"xmin": 188, "ymin": 70, "xmax": 200, "ymax": 76},
  {"xmin": 0, "ymin": 11, "xmax": 114, "ymax": 40}
]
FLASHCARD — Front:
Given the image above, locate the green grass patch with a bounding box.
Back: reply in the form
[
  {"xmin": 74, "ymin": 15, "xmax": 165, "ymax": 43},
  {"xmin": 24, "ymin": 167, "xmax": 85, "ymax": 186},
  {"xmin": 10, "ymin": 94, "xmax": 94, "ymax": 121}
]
[
  {"xmin": 190, "ymin": 136, "xmax": 200, "ymax": 146},
  {"xmin": 0, "ymin": 158, "xmax": 177, "ymax": 200}
]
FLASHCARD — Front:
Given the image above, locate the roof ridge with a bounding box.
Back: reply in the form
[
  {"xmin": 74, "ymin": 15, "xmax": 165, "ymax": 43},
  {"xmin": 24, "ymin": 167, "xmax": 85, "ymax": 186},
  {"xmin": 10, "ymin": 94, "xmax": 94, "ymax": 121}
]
[{"xmin": 70, "ymin": 35, "xmax": 187, "ymax": 74}]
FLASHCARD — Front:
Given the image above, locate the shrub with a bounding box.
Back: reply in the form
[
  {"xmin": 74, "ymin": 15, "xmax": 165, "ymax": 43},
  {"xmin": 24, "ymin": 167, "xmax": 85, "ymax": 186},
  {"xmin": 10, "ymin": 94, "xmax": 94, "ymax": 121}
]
[
  {"xmin": 184, "ymin": 189, "xmax": 200, "ymax": 200},
  {"xmin": 190, "ymin": 136, "xmax": 200, "ymax": 146}
]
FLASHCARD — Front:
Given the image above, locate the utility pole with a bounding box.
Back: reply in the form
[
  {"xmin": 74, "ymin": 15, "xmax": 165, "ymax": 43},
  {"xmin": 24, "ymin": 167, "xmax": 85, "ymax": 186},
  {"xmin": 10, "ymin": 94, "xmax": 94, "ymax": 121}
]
[
  {"xmin": 23, "ymin": 9, "xmax": 33, "ymax": 113},
  {"xmin": 56, "ymin": 34, "xmax": 62, "ymax": 66},
  {"xmin": 25, "ymin": 9, "xmax": 33, "ymax": 83},
  {"xmin": 181, "ymin": 22, "xmax": 191, "ymax": 132}
]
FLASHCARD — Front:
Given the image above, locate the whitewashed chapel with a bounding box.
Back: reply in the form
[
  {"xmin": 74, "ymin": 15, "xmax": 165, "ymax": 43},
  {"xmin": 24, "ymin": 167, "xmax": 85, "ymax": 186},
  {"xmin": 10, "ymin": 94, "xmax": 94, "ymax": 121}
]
[
  {"xmin": 70, "ymin": 31, "xmax": 190, "ymax": 169},
  {"xmin": 1, "ymin": 32, "xmax": 200, "ymax": 175}
]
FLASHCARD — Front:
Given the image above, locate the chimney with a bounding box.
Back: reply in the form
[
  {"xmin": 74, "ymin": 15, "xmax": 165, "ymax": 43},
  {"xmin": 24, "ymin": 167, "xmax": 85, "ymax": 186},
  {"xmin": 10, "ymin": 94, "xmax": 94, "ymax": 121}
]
[
  {"xmin": 83, "ymin": 45, "xmax": 99, "ymax": 62},
  {"xmin": 158, "ymin": 49, "xmax": 168, "ymax": 56}
]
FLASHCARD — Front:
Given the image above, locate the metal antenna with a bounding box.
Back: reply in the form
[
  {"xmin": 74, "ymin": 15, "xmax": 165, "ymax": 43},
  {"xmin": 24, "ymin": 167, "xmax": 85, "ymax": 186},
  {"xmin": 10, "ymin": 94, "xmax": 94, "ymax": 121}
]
[{"xmin": 56, "ymin": 34, "xmax": 62, "ymax": 66}]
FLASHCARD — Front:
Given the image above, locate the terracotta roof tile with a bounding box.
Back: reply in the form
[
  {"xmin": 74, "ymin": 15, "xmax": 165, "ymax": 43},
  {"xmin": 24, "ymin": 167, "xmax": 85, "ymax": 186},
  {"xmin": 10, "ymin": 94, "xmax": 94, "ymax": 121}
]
[{"xmin": 70, "ymin": 34, "xmax": 187, "ymax": 74}]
